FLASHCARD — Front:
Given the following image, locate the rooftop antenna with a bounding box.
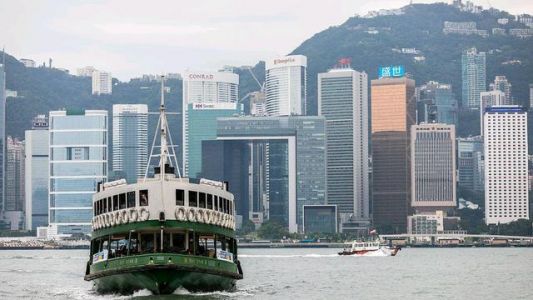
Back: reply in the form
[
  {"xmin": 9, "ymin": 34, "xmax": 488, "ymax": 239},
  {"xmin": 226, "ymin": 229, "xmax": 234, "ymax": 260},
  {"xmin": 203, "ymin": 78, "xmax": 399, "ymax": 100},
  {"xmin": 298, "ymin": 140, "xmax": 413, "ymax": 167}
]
[{"xmin": 144, "ymin": 75, "xmax": 181, "ymax": 181}]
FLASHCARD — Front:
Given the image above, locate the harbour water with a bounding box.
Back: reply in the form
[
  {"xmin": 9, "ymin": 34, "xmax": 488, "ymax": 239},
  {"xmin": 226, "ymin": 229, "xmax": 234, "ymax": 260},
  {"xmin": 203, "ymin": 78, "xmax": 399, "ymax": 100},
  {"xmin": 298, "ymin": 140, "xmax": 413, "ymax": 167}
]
[{"xmin": 0, "ymin": 248, "xmax": 531, "ymax": 299}]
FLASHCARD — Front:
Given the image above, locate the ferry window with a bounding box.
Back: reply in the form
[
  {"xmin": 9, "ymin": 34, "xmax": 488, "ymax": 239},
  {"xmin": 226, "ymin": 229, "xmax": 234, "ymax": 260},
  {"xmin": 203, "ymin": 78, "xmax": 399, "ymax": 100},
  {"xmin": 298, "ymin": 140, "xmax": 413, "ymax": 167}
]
[
  {"xmin": 199, "ymin": 192, "xmax": 206, "ymax": 208},
  {"xmin": 98, "ymin": 200, "xmax": 102, "ymax": 214},
  {"xmin": 107, "ymin": 197, "xmax": 112, "ymax": 212},
  {"xmin": 103, "ymin": 197, "xmax": 107, "ymax": 213},
  {"xmin": 113, "ymin": 195, "xmax": 119, "ymax": 211},
  {"xmin": 229, "ymin": 201, "xmax": 232, "ymax": 214},
  {"xmin": 176, "ymin": 189, "xmax": 184, "ymax": 206},
  {"xmin": 93, "ymin": 202, "xmax": 97, "ymax": 216},
  {"xmin": 207, "ymin": 194, "xmax": 213, "ymax": 209},
  {"xmin": 119, "ymin": 193, "xmax": 126, "ymax": 209},
  {"xmin": 127, "ymin": 191, "xmax": 135, "ymax": 208},
  {"xmin": 189, "ymin": 191, "xmax": 197, "ymax": 207},
  {"xmin": 141, "ymin": 233, "xmax": 155, "ymax": 253},
  {"xmin": 222, "ymin": 198, "xmax": 227, "ymax": 214},
  {"xmin": 171, "ymin": 233, "xmax": 186, "ymax": 253},
  {"xmin": 214, "ymin": 196, "xmax": 218, "ymax": 211},
  {"xmin": 140, "ymin": 190, "xmax": 149, "ymax": 206}
]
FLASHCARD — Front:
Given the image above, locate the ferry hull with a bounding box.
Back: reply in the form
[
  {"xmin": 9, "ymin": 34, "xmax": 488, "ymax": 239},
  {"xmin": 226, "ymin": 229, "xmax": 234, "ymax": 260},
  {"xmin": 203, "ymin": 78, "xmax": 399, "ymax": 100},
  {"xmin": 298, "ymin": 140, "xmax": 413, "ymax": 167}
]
[{"xmin": 92, "ymin": 267, "xmax": 236, "ymax": 295}]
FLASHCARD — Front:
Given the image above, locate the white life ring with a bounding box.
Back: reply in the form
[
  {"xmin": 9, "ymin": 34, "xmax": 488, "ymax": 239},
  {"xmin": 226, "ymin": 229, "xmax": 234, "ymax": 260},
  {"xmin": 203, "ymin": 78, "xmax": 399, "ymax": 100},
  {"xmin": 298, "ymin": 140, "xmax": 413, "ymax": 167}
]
[
  {"xmin": 139, "ymin": 208, "xmax": 150, "ymax": 221},
  {"xmin": 188, "ymin": 208, "xmax": 196, "ymax": 222},
  {"xmin": 204, "ymin": 210, "xmax": 212, "ymax": 224},
  {"xmin": 196, "ymin": 209, "xmax": 204, "ymax": 223},
  {"xmin": 217, "ymin": 213, "xmax": 223, "ymax": 226},
  {"xmin": 129, "ymin": 208, "xmax": 138, "ymax": 222},
  {"xmin": 121, "ymin": 210, "xmax": 129, "ymax": 223},
  {"xmin": 175, "ymin": 207, "xmax": 186, "ymax": 221},
  {"xmin": 104, "ymin": 214, "xmax": 110, "ymax": 227},
  {"xmin": 115, "ymin": 211, "xmax": 122, "ymax": 225},
  {"xmin": 109, "ymin": 213, "xmax": 116, "ymax": 226}
]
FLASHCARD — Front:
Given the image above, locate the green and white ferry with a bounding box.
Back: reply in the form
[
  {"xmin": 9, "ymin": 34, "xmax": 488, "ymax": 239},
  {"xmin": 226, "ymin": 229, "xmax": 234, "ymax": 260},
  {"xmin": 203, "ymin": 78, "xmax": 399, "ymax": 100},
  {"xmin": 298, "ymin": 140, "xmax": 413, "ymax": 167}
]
[{"xmin": 84, "ymin": 78, "xmax": 243, "ymax": 294}]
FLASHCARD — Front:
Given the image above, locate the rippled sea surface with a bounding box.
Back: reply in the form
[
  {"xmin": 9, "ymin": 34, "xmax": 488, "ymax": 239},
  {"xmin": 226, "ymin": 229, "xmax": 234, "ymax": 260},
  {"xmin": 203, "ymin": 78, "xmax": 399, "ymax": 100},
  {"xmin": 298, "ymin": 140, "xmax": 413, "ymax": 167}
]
[{"xmin": 0, "ymin": 248, "xmax": 532, "ymax": 299}]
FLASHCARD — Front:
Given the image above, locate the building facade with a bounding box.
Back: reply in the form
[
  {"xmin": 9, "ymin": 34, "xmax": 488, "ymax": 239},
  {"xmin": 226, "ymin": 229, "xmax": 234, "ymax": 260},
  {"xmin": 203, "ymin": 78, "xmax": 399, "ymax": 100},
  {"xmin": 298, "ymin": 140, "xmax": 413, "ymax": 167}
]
[
  {"xmin": 91, "ymin": 70, "xmax": 112, "ymax": 95},
  {"xmin": 265, "ymin": 55, "xmax": 307, "ymax": 116},
  {"xmin": 480, "ymin": 90, "xmax": 506, "ymax": 136},
  {"xmin": 318, "ymin": 67, "xmax": 369, "ymax": 229},
  {"xmin": 416, "ymin": 81, "xmax": 457, "ymax": 125},
  {"xmin": 457, "ymin": 136, "xmax": 484, "ymax": 192},
  {"xmin": 529, "ymin": 84, "xmax": 533, "ymax": 110},
  {"xmin": 206, "ymin": 116, "xmax": 327, "ymax": 233},
  {"xmin": 182, "ymin": 70, "xmax": 239, "ymax": 177},
  {"xmin": 112, "ymin": 104, "xmax": 148, "ymax": 184},
  {"xmin": 25, "ymin": 115, "xmax": 50, "ymax": 230},
  {"xmin": 371, "ymin": 76, "xmax": 416, "ymax": 233},
  {"xmin": 462, "ymin": 48, "xmax": 486, "ymax": 109},
  {"xmin": 490, "ymin": 76, "xmax": 512, "ymax": 105},
  {"xmin": 411, "ymin": 124, "xmax": 456, "ymax": 213},
  {"xmin": 4, "ymin": 136, "xmax": 25, "ymax": 230},
  {"xmin": 48, "ymin": 110, "xmax": 108, "ymax": 236},
  {"xmin": 484, "ymin": 106, "xmax": 529, "ymax": 225},
  {"xmin": 0, "ymin": 60, "xmax": 5, "ymax": 215}
]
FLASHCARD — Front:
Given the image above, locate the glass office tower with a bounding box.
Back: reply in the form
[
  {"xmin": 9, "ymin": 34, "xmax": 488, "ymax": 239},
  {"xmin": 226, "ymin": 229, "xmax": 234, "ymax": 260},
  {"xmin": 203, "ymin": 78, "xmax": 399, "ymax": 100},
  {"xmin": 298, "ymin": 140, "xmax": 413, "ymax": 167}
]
[
  {"xmin": 112, "ymin": 104, "xmax": 148, "ymax": 183},
  {"xmin": 25, "ymin": 115, "xmax": 50, "ymax": 230},
  {"xmin": 371, "ymin": 76, "xmax": 416, "ymax": 233},
  {"xmin": 48, "ymin": 110, "xmax": 108, "ymax": 236}
]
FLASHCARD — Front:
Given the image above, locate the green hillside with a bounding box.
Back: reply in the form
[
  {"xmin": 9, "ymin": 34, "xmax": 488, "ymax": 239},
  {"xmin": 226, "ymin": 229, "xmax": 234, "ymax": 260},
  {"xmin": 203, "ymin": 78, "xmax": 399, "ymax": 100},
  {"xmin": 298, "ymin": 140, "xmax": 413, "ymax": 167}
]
[{"xmin": 3, "ymin": 3, "xmax": 533, "ymax": 144}]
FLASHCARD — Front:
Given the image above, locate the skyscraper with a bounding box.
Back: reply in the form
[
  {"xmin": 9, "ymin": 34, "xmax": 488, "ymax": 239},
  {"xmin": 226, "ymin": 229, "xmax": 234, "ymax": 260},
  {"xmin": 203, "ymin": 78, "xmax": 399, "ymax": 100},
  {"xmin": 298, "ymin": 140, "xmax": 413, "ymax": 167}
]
[
  {"xmin": 265, "ymin": 55, "xmax": 307, "ymax": 116},
  {"xmin": 25, "ymin": 115, "xmax": 49, "ymax": 230},
  {"xmin": 484, "ymin": 106, "xmax": 529, "ymax": 225},
  {"xmin": 529, "ymin": 84, "xmax": 533, "ymax": 110},
  {"xmin": 490, "ymin": 76, "xmax": 512, "ymax": 105},
  {"xmin": 410, "ymin": 124, "xmax": 456, "ymax": 213},
  {"xmin": 182, "ymin": 70, "xmax": 239, "ymax": 177},
  {"xmin": 91, "ymin": 70, "xmax": 112, "ymax": 95},
  {"xmin": 318, "ymin": 66, "xmax": 369, "ymax": 231},
  {"xmin": 48, "ymin": 110, "xmax": 108, "ymax": 236},
  {"xmin": 4, "ymin": 136, "xmax": 25, "ymax": 230},
  {"xmin": 371, "ymin": 76, "xmax": 416, "ymax": 233},
  {"xmin": 0, "ymin": 57, "xmax": 5, "ymax": 215},
  {"xmin": 457, "ymin": 136, "xmax": 484, "ymax": 192},
  {"xmin": 416, "ymin": 81, "xmax": 457, "ymax": 125},
  {"xmin": 462, "ymin": 48, "xmax": 486, "ymax": 109},
  {"xmin": 112, "ymin": 104, "xmax": 148, "ymax": 183},
  {"xmin": 480, "ymin": 90, "xmax": 505, "ymax": 136}
]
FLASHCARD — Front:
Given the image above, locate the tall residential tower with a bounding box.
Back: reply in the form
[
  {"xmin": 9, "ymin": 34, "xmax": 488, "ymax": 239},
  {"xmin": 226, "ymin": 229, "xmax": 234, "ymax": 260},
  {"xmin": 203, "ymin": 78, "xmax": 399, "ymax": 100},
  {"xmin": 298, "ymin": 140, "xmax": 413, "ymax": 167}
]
[{"xmin": 462, "ymin": 48, "xmax": 486, "ymax": 109}]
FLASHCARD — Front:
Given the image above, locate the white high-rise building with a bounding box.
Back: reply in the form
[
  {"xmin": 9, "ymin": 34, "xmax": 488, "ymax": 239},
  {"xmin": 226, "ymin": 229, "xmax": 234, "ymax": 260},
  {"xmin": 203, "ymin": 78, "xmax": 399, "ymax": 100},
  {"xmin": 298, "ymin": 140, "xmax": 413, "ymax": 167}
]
[
  {"xmin": 92, "ymin": 70, "xmax": 112, "ymax": 95},
  {"xmin": 112, "ymin": 104, "xmax": 148, "ymax": 184},
  {"xmin": 529, "ymin": 84, "xmax": 533, "ymax": 110},
  {"xmin": 462, "ymin": 48, "xmax": 486, "ymax": 109},
  {"xmin": 25, "ymin": 115, "xmax": 49, "ymax": 230},
  {"xmin": 265, "ymin": 55, "xmax": 307, "ymax": 116},
  {"xmin": 484, "ymin": 106, "xmax": 529, "ymax": 225},
  {"xmin": 410, "ymin": 124, "xmax": 456, "ymax": 212},
  {"xmin": 48, "ymin": 110, "xmax": 108, "ymax": 236},
  {"xmin": 182, "ymin": 70, "xmax": 239, "ymax": 177},
  {"xmin": 480, "ymin": 90, "xmax": 505, "ymax": 136},
  {"xmin": 318, "ymin": 67, "xmax": 369, "ymax": 228}
]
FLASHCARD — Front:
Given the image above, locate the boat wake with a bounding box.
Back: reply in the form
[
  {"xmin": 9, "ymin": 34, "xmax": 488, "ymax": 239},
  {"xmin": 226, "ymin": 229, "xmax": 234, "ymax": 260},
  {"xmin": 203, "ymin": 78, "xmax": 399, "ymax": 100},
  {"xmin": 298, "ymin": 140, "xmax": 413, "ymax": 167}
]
[{"xmin": 239, "ymin": 254, "xmax": 338, "ymax": 258}]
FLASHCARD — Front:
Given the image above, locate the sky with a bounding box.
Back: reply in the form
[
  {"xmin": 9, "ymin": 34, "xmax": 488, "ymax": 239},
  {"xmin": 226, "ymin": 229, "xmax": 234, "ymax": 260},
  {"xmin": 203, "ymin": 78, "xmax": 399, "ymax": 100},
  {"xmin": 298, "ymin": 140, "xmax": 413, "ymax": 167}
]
[{"xmin": 0, "ymin": 0, "xmax": 531, "ymax": 80}]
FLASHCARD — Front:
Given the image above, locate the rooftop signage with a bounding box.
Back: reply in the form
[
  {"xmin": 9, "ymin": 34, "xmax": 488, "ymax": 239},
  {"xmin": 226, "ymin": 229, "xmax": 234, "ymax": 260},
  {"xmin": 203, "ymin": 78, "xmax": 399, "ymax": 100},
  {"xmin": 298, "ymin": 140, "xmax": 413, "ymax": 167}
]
[{"xmin": 378, "ymin": 65, "xmax": 405, "ymax": 78}]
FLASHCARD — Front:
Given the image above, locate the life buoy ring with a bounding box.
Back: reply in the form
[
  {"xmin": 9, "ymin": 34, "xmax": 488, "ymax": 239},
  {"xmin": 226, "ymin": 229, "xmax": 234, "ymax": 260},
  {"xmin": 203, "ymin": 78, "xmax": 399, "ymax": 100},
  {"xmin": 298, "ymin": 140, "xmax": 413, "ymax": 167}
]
[
  {"xmin": 121, "ymin": 210, "xmax": 129, "ymax": 223},
  {"xmin": 188, "ymin": 208, "xmax": 196, "ymax": 222},
  {"xmin": 196, "ymin": 209, "xmax": 204, "ymax": 223},
  {"xmin": 175, "ymin": 207, "xmax": 186, "ymax": 221},
  {"xmin": 204, "ymin": 210, "xmax": 212, "ymax": 224},
  {"xmin": 104, "ymin": 214, "xmax": 110, "ymax": 227},
  {"xmin": 129, "ymin": 208, "xmax": 138, "ymax": 222},
  {"xmin": 109, "ymin": 213, "xmax": 116, "ymax": 226},
  {"xmin": 139, "ymin": 208, "xmax": 150, "ymax": 221},
  {"xmin": 115, "ymin": 211, "xmax": 122, "ymax": 225}
]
